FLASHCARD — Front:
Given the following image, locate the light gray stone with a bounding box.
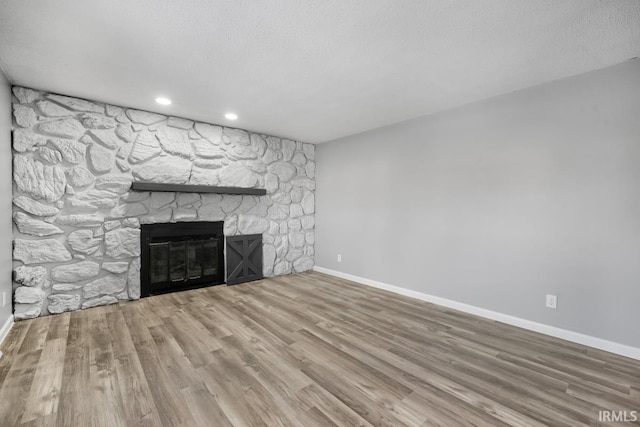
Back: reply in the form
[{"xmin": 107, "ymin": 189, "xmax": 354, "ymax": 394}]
[
  {"xmin": 105, "ymin": 228, "xmax": 141, "ymax": 258},
  {"xmin": 302, "ymin": 143, "xmax": 315, "ymax": 160},
  {"xmin": 305, "ymin": 161, "xmax": 315, "ymax": 178},
  {"xmin": 88, "ymin": 144, "xmax": 114, "ymax": 174},
  {"xmin": 285, "ymin": 249, "xmax": 303, "ymax": 262},
  {"xmin": 167, "ymin": 116, "xmax": 194, "ymax": 130},
  {"xmin": 288, "ymin": 218, "xmax": 301, "ymax": 231},
  {"xmin": 177, "ymin": 193, "xmax": 200, "ymax": 207},
  {"xmin": 218, "ymin": 163, "xmax": 257, "ymax": 187},
  {"xmin": 132, "ymin": 155, "xmax": 192, "ymax": 184},
  {"xmin": 193, "ymin": 139, "xmax": 224, "ymax": 159},
  {"xmin": 13, "ymin": 196, "xmax": 59, "ymax": 216},
  {"xmin": 49, "ymin": 138, "xmax": 87, "ymax": 164},
  {"xmin": 237, "ymin": 214, "xmax": 270, "ymax": 234},
  {"xmin": 38, "ymin": 118, "xmax": 85, "ymax": 139},
  {"xmin": 222, "ymin": 127, "xmax": 250, "ymax": 146},
  {"xmin": 57, "ymin": 213, "xmax": 104, "ymax": 227},
  {"xmin": 263, "ymin": 244, "xmax": 276, "ymax": 276},
  {"xmin": 95, "ymin": 175, "xmax": 132, "ymax": 194},
  {"xmin": 269, "ymin": 161, "xmax": 297, "ymax": 183},
  {"xmin": 250, "ymin": 134, "xmax": 267, "ymax": 157},
  {"xmin": 173, "ymin": 209, "xmax": 197, "ymax": 221},
  {"xmin": 189, "ymin": 167, "xmax": 220, "ymax": 186},
  {"xmin": 51, "ymin": 284, "xmax": 83, "ymax": 292},
  {"xmin": 262, "ymin": 148, "xmax": 280, "ymax": 164},
  {"xmin": 306, "ymin": 232, "xmax": 315, "ymax": 245},
  {"xmin": 273, "ymin": 261, "xmax": 290, "ymax": 276},
  {"xmin": 198, "ymin": 205, "xmax": 225, "ymax": 221},
  {"xmin": 290, "ymin": 178, "xmax": 316, "ymax": 191},
  {"xmin": 116, "ymin": 124, "xmax": 136, "ymax": 143},
  {"xmin": 116, "ymin": 159, "xmax": 130, "ymax": 172},
  {"xmin": 224, "ymin": 215, "xmax": 238, "ymax": 235},
  {"xmin": 282, "ymin": 139, "xmax": 296, "ymax": 161},
  {"xmin": 82, "ymin": 114, "xmax": 117, "ymax": 130},
  {"xmin": 102, "ymin": 262, "xmax": 129, "ymax": 274},
  {"xmin": 13, "ymin": 212, "xmax": 64, "ymax": 236},
  {"xmin": 226, "ymin": 144, "xmax": 257, "ymax": 160},
  {"xmin": 290, "ymin": 204, "xmax": 304, "ymax": 218},
  {"xmin": 36, "ymin": 146, "xmax": 63, "ymax": 164},
  {"xmin": 147, "ymin": 192, "xmax": 175, "ymax": 210},
  {"xmin": 291, "ymin": 187, "xmax": 303, "ymax": 203},
  {"xmin": 302, "ymin": 191, "xmax": 315, "ymax": 214},
  {"xmin": 116, "ymin": 290, "xmax": 130, "ymax": 301},
  {"xmin": 51, "ymin": 261, "xmax": 100, "ymax": 282},
  {"xmin": 104, "ymin": 220, "xmax": 121, "ymax": 231},
  {"xmin": 14, "ymin": 156, "xmax": 66, "ymax": 202},
  {"xmin": 13, "ymin": 129, "xmax": 47, "ymax": 152},
  {"xmin": 83, "ymin": 275, "xmax": 126, "ymax": 299},
  {"xmin": 15, "ymin": 286, "xmax": 46, "ymax": 304},
  {"xmin": 87, "ymin": 128, "xmax": 120, "ymax": 149},
  {"xmin": 129, "ymin": 130, "xmax": 162, "ymax": 163},
  {"xmin": 194, "ymin": 123, "xmax": 223, "ymax": 142},
  {"xmin": 66, "ymin": 166, "xmax": 95, "ymax": 189},
  {"xmin": 82, "ymin": 295, "xmax": 118, "ymax": 309},
  {"xmin": 127, "ymin": 257, "xmax": 141, "ymax": 300},
  {"xmin": 66, "ymin": 190, "xmax": 119, "ymax": 210},
  {"xmin": 265, "ymin": 173, "xmax": 279, "ymax": 193},
  {"xmin": 293, "ymin": 257, "xmax": 314, "ymax": 272},
  {"xmin": 267, "ymin": 205, "xmax": 289, "ymax": 221},
  {"xmin": 301, "ymin": 215, "xmax": 315, "ymax": 230},
  {"xmin": 67, "ymin": 230, "xmax": 102, "ymax": 255},
  {"xmin": 292, "ymin": 152, "xmax": 307, "ymax": 166},
  {"xmin": 14, "ymin": 104, "xmax": 38, "ymax": 127},
  {"xmin": 289, "ymin": 232, "xmax": 306, "ymax": 248},
  {"xmin": 271, "ymin": 192, "xmax": 291, "ymax": 205},
  {"xmin": 140, "ymin": 209, "xmax": 172, "ymax": 224},
  {"xmin": 219, "ymin": 195, "xmax": 243, "ymax": 213},
  {"xmin": 108, "ymin": 203, "xmax": 148, "ymax": 218},
  {"xmin": 156, "ymin": 125, "xmax": 193, "ymax": 158},
  {"xmin": 194, "ymin": 158, "xmax": 223, "ymax": 169},
  {"xmin": 14, "ymin": 303, "xmax": 43, "ymax": 320},
  {"xmin": 106, "ymin": 105, "xmax": 123, "ymax": 117},
  {"xmin": 14, "ymin": 265, "xmax": 47, "ymax": 287},
  {"xmin": 48, "ymin": 294, "xmax": 81, "ymax": 314},
  {"xmin": 46, "ymin": 94, "xmax": 103, "ymax": 113},
  {"xmin": 122, "ymin": 218, "xmax": 140, "ymax": 228},
  {"xmin": 126, "ymin": 109, "xmax": 166, "ymax": 125},
  {"xmin": 13, "ymin": 87, "xmax": 39, "ymax": 103},
  {"xmin": 36, "ymin": 100, "xmax": 73, "ymax": 117}
]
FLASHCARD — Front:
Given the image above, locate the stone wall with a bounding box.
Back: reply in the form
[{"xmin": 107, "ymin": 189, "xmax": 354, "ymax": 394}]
[{"xmin": 10, "ymin": 87, "xmax": 315, "ymax": 319}]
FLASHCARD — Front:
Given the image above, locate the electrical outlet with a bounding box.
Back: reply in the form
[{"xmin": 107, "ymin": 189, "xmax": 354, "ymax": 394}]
[
  {"xmin": 337, "ymin": 254, "xmax": 342, "ymax": 263},
  {"xmin": 546, "ymin": 294, "xmax": 557, "ymax": 309}
]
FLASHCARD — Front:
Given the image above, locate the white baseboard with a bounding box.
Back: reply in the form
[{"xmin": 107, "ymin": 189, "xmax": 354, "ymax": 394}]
[
  {"xmin": 313, "ymin": 266, "xmax": 640, "ymax": 361},
  {"xmin": 0, "ymin": 314, "xmax": 14, "ymax": 358}
]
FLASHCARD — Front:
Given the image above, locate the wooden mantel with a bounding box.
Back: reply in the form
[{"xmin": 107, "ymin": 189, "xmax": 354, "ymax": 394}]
[{"xmin": 130, "ymin": 182, "xmax": 267, "ymax": 196}]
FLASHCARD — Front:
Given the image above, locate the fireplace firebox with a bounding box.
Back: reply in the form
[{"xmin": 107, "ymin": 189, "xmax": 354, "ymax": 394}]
[{"xmin": 140, "ymin": 222, "xmax": 225, "ymax": 296}]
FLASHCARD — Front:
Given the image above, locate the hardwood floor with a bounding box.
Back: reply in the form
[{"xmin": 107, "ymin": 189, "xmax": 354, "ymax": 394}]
[{"xmin": 0, "ymin": 271, "xmax": 638, "ymax": 426}]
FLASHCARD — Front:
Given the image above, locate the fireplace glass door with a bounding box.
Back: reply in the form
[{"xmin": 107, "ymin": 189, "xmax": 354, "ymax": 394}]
[{"xmin": 141, "ymin": 222, "xmax": 224, "ymax": 296}]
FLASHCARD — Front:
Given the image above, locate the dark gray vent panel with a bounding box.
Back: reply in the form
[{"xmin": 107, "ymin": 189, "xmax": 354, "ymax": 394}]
[{"xmin": 226, "ymin": 234, "xmax": 263, "ymax": 285}]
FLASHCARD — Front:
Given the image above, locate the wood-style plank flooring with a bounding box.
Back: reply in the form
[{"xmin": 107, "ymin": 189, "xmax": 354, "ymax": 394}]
[{"xmin": 0, "ymin": 271, "xmax": 639, "ymax": 426}]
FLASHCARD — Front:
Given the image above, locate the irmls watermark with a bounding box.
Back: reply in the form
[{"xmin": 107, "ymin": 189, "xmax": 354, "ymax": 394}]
[{"xmin": 599, "ymin": 410, "xmax": 638, "ymax": 423}]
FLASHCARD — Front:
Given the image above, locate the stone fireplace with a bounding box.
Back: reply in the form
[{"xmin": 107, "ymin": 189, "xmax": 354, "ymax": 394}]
[{"xmin": 11, "ymin": 87, "xmax": 315, "ymax": 320}]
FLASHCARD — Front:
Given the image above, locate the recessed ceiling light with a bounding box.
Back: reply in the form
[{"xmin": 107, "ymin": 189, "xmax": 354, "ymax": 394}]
[
  {"xmin": 225, "ymin": 113, "xmax": 238, "ymax": 120},
  {"xmin": 155, "ymin": 97, "xmax": 172, "ymax": 105}
]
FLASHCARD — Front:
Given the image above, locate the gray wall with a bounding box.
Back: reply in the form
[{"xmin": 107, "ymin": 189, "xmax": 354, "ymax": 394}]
[
  {"xmin": 0, "ymin": 70, "xmax": 12, "ymax": 327},
  {"xmin": 316, "ymin": 59, "xmax": 640, "ymax": 348}
]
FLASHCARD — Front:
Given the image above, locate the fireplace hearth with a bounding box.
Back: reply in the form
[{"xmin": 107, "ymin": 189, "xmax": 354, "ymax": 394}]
[{"xmin": 140, "ymin": 222, "xmax": 225, "ymax": 296}]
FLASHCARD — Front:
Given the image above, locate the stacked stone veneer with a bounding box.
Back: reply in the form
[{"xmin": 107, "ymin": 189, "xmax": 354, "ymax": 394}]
[{"xmin": 10, "ymin": 87, "xmax": 315, "ymax": 320}]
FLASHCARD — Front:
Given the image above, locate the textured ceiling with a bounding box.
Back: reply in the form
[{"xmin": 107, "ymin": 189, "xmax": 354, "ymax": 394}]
[{"xmin": 0, "ymin": 1, "xmax": 638, "ymax": 143}]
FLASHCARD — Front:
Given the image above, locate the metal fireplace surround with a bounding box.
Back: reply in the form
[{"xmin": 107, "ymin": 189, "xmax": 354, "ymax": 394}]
[{"xmin": 140, "ymin": 221, "xmax": 225, "ymax": 297}]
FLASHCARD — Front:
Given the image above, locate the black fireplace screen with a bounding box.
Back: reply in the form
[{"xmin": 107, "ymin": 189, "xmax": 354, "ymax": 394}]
[{"xmin": 141, "ymin": 222, "xmax": 225, "ymax": 296}]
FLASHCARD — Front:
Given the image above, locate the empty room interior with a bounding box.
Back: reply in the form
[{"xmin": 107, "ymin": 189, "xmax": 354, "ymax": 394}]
[{"xmin": 0, "ymin": 1, "xmax": 639, "ymax": 426}]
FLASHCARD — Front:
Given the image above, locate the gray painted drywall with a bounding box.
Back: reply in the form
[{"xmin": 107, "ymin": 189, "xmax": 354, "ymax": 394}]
[
  {"xmin": 316, "ymin": 59, "xmax": 640, "ymax": 348},
  {"xmin": 0, "ymin": 70, "xmax": 13, "ymax": 327}
]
